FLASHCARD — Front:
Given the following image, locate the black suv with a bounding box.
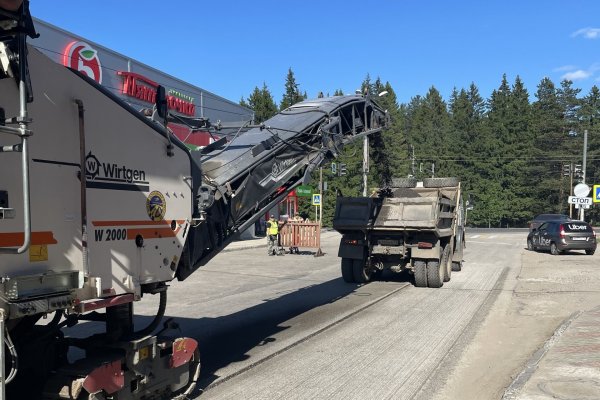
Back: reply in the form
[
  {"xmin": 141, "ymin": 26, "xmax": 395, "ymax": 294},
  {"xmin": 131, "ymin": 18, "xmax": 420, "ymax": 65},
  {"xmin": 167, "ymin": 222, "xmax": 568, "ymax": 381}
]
[{"xmin": 527, "ymin": 220, "xmax": 597, "ymax": 255}]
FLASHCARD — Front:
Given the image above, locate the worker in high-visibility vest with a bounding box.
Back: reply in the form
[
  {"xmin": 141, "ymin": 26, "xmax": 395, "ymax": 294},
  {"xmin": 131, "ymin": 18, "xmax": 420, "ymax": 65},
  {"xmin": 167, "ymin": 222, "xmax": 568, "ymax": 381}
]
[{"xmin": 266, "ymin": 215, "xmax": 284, "ymax": 256}]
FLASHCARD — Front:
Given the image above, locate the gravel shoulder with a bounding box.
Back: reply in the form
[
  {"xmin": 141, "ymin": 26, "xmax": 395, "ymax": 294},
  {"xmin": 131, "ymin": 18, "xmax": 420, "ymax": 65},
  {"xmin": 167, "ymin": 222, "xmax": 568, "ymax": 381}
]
[{"xmin": 429, "ymin": 238, "xmax": 600, "ymax": 400}]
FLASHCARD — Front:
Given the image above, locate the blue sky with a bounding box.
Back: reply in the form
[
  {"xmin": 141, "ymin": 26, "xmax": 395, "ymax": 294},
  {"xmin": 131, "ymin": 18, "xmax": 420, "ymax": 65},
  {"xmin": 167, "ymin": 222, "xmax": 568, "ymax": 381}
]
[{"xmin": 29, "ymin": 0, "xmax": 600, "ymax": 105}]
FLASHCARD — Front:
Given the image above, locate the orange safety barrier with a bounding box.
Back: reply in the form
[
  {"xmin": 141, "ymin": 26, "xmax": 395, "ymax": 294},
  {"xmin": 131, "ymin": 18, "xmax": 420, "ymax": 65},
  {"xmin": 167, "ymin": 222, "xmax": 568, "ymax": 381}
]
[{"xmin": 279, "ymin": 222, "xmax": 321, "ymax": 253}]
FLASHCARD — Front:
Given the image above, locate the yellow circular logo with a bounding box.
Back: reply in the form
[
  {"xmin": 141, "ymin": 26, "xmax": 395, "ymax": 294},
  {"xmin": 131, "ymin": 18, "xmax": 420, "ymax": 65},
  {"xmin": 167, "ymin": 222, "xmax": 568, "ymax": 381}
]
[{"xmin": 146, "ymin": 191, "xmax": 166, "ymax": 221}]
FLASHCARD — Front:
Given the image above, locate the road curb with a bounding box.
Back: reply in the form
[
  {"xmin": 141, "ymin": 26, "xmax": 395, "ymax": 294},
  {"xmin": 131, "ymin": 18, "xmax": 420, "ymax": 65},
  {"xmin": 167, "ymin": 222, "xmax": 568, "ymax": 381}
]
[{"xmin": 501, "ymin": 310, "xmax": 583, "ymax": 400}]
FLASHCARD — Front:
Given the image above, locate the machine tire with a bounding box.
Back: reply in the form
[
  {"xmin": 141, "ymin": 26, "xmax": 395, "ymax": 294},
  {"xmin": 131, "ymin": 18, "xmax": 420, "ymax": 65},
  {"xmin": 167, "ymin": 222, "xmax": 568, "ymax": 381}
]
[
  {"xmin": 391, "ymin": 177, "xmax": 417, "ymax": 188},
  {"xmin": 442, "ymin": 246, "xmax": 452, "ymax": 282},
  {"xmin": 586, "ymin": 249, "xmax": 595, "ymax": 255},
  {"xmin": 426, "ymin": 261, "xmax": 443, "ymax": 288},
  {"xmin": 353, "ymin": 258, "xmax": 372, "ymax": 283},
  {"xmin": 413, "ymin": 260, "xmax": 427, "ymax": 287},
  {"xmin": 550, "ymin": 242, "xmax": 560, "ymax": 255},
  {"xmin": 422, "ymin": 177, "xmax": 459, "ymax": 188},
  {"xmin": 527, "ymin": 239, "xmax": 534, "ymax": 251},
  {"xmin": 341, "ymin": 258, "xmax": 355, "ymax": 283},
  {"xmin": 451, "ymin": 261, "xmax": 462, "ymax": 272}
]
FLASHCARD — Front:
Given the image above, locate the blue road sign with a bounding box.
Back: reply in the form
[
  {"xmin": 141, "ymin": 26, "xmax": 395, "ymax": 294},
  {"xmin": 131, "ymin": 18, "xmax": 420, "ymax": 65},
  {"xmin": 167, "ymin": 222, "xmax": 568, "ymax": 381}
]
[
  {"xmin": 594, "ymin": 185, "xmax": 600, "ymax": 203},
  {"xmin": 312, "ymin": 193, "xmax": 322, "ymax": 206}
]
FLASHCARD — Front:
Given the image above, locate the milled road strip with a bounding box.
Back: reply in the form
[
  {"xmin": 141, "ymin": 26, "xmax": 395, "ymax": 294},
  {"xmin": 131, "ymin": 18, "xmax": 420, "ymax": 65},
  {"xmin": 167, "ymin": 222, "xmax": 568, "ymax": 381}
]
[
  {"xmin": 501, "ymin": 310, "xmax": 583, "ymax": 400},
  {"xmin": 202, "ymin": 283, "xmax": 410, "ymax": 392}
]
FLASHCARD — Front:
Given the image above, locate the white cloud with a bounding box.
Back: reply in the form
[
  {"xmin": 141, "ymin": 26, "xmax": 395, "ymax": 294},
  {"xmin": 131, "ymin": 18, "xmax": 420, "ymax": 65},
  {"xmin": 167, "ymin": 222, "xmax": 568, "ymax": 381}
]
[
  {"xmin": 562, "ymin": 69, "xmax": 592, "ymax": 81},
  {"xmin": 553, "ymin": 65, "xmax": 577, "ymax": 72},
  {"xmin": 572, "ymin": 27, "xmax": 600, "ymax": 39}
]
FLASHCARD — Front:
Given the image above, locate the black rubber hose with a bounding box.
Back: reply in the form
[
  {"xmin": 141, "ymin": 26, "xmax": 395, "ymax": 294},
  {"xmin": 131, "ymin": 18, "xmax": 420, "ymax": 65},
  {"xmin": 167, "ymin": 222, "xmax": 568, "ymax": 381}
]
[{"xmin": 134, "ymin": 290, "xmax": 167, "ymax": 337}]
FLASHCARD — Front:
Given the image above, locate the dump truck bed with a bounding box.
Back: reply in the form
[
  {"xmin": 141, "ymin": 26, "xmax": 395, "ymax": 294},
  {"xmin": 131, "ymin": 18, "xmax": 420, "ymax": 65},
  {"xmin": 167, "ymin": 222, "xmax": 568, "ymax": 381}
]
[
  {"xmin": 333, "ymin": 185, "xmax": 460, "ymax": 237},
  {"xmin": 372, "ymin": 186, "xmax": 459, "ymax": 235}
]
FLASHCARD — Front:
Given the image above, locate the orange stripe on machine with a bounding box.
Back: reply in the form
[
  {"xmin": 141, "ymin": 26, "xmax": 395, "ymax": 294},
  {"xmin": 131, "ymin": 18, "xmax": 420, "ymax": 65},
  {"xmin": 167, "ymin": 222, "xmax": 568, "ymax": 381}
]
[
  {"xmin": 92, "ymin": 220, "xmax": 183, "ymax": 227},
  {"xmin": 0, "ymin": 231, "xmax": 58, "ymax": 247}
]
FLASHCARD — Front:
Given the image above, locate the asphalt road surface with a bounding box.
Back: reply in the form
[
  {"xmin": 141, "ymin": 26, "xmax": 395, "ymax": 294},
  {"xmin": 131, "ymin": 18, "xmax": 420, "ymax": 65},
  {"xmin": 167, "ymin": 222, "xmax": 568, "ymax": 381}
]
[{"xmin": 124, "ymin": 230, "xmax": 523, "ymax": 399}]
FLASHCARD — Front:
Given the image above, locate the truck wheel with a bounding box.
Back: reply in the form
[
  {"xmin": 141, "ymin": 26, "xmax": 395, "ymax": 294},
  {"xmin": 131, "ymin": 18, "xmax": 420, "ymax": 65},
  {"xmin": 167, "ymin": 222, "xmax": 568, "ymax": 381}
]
[
  {"xmin": 442, "ymin": 246, "xmax": 452, "ymax": 282},
  {"xmin": 413, "ymin": 260, "xmax": 427, "ymax": 287},
  {"xmin": 341, "ymin": 258, "xmax": 355, "ymax": 283},
  {"xmin": 451, "ymin": 261, "xmax": 462, "ymax": 272},
  {"xmin": 391, "ymin": 177, "xmax": 417, "ymax": 188},
  {"xmin": 422, "ymin": 177, "xmax": 459, "ymax": 188},
  {"xmin": 426, "ymin": 261, "xmax": 443, "ymax": 288},
  {"xmin": 353, "ymin": 258, "xmax": 372, "ymax": 283}
]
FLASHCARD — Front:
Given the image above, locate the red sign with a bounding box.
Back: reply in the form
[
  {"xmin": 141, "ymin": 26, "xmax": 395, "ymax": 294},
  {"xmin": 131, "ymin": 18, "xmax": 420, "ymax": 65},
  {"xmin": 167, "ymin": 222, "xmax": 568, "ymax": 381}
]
[
  {"xmin": 118, "ymin": 71, "xmax": 195, "ymax": 116},
  {"xmin": 63, "ymin": 41, "xmax": 103, "ymax": 84}
]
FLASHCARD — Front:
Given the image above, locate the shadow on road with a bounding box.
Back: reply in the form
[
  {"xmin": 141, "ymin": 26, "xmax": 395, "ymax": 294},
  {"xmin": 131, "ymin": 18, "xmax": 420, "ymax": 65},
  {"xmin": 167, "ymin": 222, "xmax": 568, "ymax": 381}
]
[
  {"xmin": 118, "ymin": 277, "xmax": 362, "ymax": 391},
  {"xmin": 60, "ymin": 275, "xmax": 393, "ymax": 394}
]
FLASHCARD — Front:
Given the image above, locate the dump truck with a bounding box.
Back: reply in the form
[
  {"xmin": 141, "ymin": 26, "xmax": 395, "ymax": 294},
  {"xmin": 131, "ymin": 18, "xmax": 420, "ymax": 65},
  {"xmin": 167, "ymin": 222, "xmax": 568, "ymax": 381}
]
[
  {"xmin": 0, "ymin": 3, "xmax": 388, "ymax": 398},
  {"xmin": 332, "ymin": 177, "xmax": 465, "ymax": 288}
]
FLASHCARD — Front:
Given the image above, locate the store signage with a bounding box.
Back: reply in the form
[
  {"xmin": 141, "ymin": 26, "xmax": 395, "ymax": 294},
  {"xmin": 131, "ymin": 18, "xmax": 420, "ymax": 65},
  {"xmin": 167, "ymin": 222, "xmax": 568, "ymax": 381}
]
[
  {"xmin": 296, "ymin": 185, "xmax": 313, "ymax": 197},
  {"xmin": 63, "ymin": 41, "xmax": 103, "ymax": 84},
  {"xmin": 118, "ymin": 71, "xmax": 195, "ymax": 116}
]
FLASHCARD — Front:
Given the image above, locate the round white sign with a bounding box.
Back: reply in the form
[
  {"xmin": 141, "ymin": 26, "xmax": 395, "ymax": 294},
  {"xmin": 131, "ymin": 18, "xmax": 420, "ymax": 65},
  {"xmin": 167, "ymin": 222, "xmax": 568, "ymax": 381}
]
[{"xmin": 574, "ymin": 183, "xmax": 591, "ymax": 198}]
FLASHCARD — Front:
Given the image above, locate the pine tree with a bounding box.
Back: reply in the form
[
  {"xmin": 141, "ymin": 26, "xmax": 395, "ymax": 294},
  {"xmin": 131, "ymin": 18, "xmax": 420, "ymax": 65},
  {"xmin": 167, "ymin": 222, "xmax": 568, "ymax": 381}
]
[
  {"xmin": 557, "ymin": 79, "xmax": 582, "ymax": 136},
  {"xmin": 241, "ymin": 83, "xmax": 278, "ymax": 124},
  {"xmin": 280, "ymin": 68, "xmax": 305, "ymax": 110},
  {"xmin": 239, "ymin": 96, "xmax": 250, "ymax": 109}
]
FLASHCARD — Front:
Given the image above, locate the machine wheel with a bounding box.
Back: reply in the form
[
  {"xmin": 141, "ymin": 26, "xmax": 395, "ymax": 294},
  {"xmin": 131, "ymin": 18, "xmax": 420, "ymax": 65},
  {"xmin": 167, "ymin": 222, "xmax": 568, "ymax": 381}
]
[
  {"xmin": 527, "ymin": 239, "xmax": 535, "ymax": 251},
  {"xmin": 451, "ymin": 261, "xmax": 462, "ymax": 272},
  {"xmin": 341, "ymin": 258, "xmax": 355, "ymax": 283},
  {"xmin": 442, "ymin": 246, "xmax": 452, "ymax": 282},
  {"xmin": 550, "ymin": 242, "xmax": 560, "ymax": 255},
  {"xmin": 427, "ymin": 261, "xmax": 443, "ymax": 288},
  {"xmin": 586, "ymin": 249, "xmax": 595, "ymax": 255},
  {"xmin": 413, "ymin": 260, "xmax": 427, "ymax": 287},
  {"xmin": 422, "ymin": 177, "xmax": 459, "ymax": 188},
  {"xmin": 353, "ymin": 258, "xmax": 372, "ymax": 283},
  {"xmin": 391, "ymin": 177, "xmax": 417, "ymax": 188}
]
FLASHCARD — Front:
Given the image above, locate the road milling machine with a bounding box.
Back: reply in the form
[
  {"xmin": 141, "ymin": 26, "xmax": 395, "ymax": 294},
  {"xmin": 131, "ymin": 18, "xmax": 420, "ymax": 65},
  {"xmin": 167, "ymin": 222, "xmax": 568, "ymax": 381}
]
[{"xmin": 0, "ymin": 3, "xmax": 388, "ymax": 398}]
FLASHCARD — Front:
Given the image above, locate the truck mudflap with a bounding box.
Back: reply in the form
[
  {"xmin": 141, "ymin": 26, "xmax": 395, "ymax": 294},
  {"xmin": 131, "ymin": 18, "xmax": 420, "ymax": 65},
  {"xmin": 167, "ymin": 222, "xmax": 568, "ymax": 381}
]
[
  {"xmin": 338, "ymin": 234, "xmax": 366, "ymax": 260},
  {"xmin": 411, "ymin": 246, "xmax": 441, "ymax": 260}
]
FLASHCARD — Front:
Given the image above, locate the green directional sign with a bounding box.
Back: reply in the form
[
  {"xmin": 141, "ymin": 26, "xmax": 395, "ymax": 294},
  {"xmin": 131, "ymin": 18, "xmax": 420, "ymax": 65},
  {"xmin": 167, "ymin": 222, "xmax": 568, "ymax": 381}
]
[{"xmin": 296, "ymin": 185, "xmax": 313, "ymax": 197}]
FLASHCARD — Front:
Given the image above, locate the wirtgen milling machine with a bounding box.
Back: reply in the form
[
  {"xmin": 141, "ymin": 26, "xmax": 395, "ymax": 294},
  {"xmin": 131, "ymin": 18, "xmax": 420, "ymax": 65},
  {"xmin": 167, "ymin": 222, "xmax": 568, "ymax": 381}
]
[{"xmin": 0, "ymin": 2, "xmax": 388, "ymax": 398}]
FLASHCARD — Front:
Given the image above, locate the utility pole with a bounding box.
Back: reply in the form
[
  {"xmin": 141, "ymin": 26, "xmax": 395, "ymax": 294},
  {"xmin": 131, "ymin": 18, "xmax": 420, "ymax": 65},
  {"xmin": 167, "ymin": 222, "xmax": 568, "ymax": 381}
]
[
  {"xmin": 363, "ymin": 136, "xmax": 369, "ymax": 196},
  {"xmin": 409, "ymin": 144, "xmax": 416, "ymax": 177},
  {"xmin": 580, "ymin": 129, "xmax": 588, "ymax": 221},
  {"xmin": 318, "ymin": 167, "xmax": 323, "ymax": 224}
]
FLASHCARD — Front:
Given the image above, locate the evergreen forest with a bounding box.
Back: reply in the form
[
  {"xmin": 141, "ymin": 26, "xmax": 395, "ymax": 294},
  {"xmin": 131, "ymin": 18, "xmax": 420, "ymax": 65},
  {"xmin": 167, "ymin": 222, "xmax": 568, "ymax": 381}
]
[{"xmin": 240, "ymin": 69, "xmax": 600, "ymax": 228}]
